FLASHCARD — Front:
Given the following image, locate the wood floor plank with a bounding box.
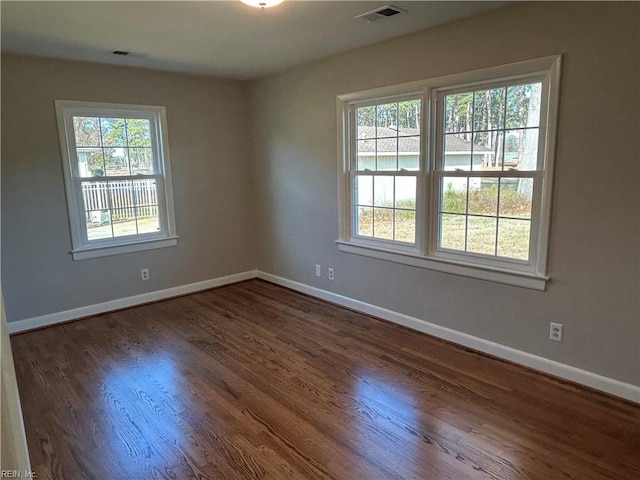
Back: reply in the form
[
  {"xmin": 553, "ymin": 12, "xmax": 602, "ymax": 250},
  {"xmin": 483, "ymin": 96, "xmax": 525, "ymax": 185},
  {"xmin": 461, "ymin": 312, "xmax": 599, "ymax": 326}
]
[{"xmin": 11, "ymin": 279, "xmax": 640, "ymax": 480}]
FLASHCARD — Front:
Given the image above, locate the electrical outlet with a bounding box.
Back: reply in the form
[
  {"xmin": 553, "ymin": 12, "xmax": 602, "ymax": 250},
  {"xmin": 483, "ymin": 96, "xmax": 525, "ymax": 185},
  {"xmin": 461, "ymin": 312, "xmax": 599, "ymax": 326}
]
[
  {"xmin": 549, "ymin": 322, "xmax": 563, "ymax": 342},
  {"xmin": 315, "ymin": 264, "xmax": 321, "ymax": 277},
  {"xmin": 328, "ymin": 268, "xmax": 335, "ymax": 280},
  {"xmin": 141, "ymin": 268, "xmax": 150, "ymax": 281}
]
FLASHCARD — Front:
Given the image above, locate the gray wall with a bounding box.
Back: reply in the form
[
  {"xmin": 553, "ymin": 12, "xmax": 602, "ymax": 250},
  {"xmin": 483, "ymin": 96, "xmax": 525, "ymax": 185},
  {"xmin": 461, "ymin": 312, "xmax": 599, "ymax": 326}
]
[
  {"xmin": 1, "ymin": 55, "xmax": 256, "ymax": 320},
  {"xmin": 249, "ymin": 2, "xmax": 640, "ymax": 385}
]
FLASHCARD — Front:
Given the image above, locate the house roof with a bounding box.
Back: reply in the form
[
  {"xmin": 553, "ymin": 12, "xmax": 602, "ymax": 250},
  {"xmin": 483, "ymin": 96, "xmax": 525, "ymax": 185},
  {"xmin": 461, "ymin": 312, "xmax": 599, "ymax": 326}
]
[
  {"xmin": 444, "ymin": 134, "xmax": 491, "ymax": 153},
  {"xmin": 357, "ymin": 126, "xmax": 491, "ymax": 154},
  {"xmin": 357, "ymin": 126, "xmax": 419, "ymax": 154}
]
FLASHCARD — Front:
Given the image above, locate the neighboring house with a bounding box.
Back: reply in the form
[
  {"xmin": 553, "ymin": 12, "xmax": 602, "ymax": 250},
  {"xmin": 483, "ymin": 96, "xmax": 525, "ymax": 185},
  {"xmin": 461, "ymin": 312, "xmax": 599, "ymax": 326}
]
[
  {"xmin": 356, "ymin": 126, "xmax": 492, "ymax": 200},
  {"xmin": 356, "ymin": 126, "xmax": 421, "ymax": 171},
  {"xmin": 356, "ymin": 126, "xmax": 491, "ymax": 171},
  {"xmin": 76, "ymin": 147, "xmax": 99, "ymax": 177},
  {"xmin": 442, "ymin": 133, "xmax": 493, "ymax": 171}
]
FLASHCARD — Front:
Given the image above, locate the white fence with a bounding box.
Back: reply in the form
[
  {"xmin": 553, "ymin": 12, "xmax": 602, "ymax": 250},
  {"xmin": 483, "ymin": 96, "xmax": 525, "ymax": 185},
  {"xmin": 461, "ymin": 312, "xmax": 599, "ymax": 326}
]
[{"xmin": 82, "ymin": 180, "xmax": 158, "ymax": 222}]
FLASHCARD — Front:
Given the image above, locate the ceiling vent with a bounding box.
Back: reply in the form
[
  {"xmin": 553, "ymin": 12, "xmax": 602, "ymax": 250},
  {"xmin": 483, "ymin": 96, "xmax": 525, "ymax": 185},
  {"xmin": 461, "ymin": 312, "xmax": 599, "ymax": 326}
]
[{"xmin": 355, "ymin": 5, "xmax": 406, "ymax": 23}]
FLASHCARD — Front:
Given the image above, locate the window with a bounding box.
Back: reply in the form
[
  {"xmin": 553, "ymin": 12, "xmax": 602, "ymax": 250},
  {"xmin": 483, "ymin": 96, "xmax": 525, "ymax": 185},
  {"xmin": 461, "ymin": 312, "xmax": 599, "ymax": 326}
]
[
  {"xmin": 352, "ymin": 97, "xmax": 422, "ymax": 245},
  {"xmin": 337, "ymin": 56, "xmax": 561, "ymax": 290},
  {"xmin": 55, "ymin": 101, "xmax": 177, "ymax": 260}
]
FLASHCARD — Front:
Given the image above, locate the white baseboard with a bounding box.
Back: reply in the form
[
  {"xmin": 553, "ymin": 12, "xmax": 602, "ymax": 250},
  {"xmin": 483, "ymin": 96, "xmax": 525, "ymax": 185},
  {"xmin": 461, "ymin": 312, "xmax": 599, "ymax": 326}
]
[
  {"xmin": 7, "ymin": 270, "xmax": 258, "ymax": 335},
  {"xmin": 8, "ymin": 268, "xmax": 638, "ymax": 403},
  {"xmin": 257, "ymin": 271, "xmax": 640, "ymax": 404}
]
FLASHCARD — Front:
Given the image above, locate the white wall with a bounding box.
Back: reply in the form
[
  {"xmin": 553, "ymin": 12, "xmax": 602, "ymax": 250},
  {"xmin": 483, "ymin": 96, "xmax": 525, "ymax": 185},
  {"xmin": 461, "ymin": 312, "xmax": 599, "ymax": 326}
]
[{"xmin": 250, "ymin": 2, "xmax": 640, "ymax": 386}]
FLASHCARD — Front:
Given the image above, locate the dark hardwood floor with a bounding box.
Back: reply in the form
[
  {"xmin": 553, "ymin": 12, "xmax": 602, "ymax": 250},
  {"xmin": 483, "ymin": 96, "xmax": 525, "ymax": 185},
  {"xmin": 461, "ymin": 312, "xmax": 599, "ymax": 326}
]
[{"xmin": 11, "ymin": 279, "xmax": 640, "ymax": 480}]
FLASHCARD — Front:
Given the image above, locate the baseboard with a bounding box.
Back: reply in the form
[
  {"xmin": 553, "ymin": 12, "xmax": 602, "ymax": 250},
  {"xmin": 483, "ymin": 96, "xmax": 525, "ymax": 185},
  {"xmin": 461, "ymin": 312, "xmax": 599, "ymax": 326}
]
[
  {"xmin": 7, "ymin": 270, "xmax": 258, "ymax": 335},
  {"xmin": 256, "ymin": 271, "xmax": 640, "ymax": 404},
  {"xmin": 8, "ymin": 269, "xmax": 638, "ymax": 403}
]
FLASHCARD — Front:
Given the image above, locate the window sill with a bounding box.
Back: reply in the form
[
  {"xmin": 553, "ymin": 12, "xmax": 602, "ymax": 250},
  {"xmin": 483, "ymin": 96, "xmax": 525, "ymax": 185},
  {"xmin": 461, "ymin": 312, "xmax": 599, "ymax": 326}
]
[
  {"xmin": 71, "ymin": 236, "xmax": 178, "ymax": 261},
  {"xmin": 336, "ymin": 240, "xmax": 548, "ymax": 291}
]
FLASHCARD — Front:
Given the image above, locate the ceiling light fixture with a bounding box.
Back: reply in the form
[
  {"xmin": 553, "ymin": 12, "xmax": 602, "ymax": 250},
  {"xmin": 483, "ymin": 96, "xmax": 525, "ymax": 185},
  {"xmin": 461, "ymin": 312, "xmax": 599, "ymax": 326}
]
[{"xmin": 241, "ymin": 0, "xmax": 284, "ymax": 8}]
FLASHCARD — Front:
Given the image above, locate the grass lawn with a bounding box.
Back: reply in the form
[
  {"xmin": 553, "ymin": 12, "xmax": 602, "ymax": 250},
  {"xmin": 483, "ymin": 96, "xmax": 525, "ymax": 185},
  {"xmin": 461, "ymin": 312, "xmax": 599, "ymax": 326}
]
[
  {"xmin": 440, "ymin": 214, "xmax": 530, "ymax": 259},
  {"xmin": 357, "ymin": 207, "xmax": 530, "ymax": 260},
  {"xmin": 356, "ymin": 184, "xmax": 532, "ymax": 260},
  {"xmin": 356, "ymin": 208, "xmax": 416, "ymax": 243},
  {"xmin": 87, "ymin": 216, "xmax": 160, "ymax": 240}
]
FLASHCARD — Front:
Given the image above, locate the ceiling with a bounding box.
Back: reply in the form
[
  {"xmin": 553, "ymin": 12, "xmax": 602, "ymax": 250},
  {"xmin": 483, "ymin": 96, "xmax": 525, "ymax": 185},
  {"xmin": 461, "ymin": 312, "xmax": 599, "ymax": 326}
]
[{"xmin": 1, "ymin": 1, "xmax": 507, "ymax": 80}]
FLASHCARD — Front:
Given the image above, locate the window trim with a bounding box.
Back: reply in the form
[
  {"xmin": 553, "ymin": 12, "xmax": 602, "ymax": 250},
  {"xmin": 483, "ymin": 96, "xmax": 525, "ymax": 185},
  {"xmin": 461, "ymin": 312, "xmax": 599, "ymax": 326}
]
[
  {"xmin": 55, "ymin": 100, "xmax": 178, "ymax": 260},
  {"xmin": 337, "ymin": 55, "xmax": 561, "ymax": 290}
]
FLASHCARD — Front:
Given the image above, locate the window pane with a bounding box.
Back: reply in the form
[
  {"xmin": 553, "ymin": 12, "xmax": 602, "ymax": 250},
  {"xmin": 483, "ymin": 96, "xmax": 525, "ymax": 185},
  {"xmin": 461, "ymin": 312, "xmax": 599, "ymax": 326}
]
[
  {"xmin": 473, "ymin": 132, "xmax": 503, "ymax": 170},
  {"xmin": 398, "ymin": 100, "xmax": 421, "ymax": 134},
  {"xmin": 86, "ymin": 211, "xmax": 113, "ymax": 241},
  {"xmin": 440, "ymin": 213, "xmax": 465, "ymax": 250},
  {"xmin": 376, "ymin": 138, "xmax": 397, "ymax": 170},
  {"xmin": 497, "ymin": 218, "xmax": 531, "ymax": 260},
  {"xmin": 136, "ymin": 203, "xmax": 158, "ymax": 222},
  {"xmin": 73, "ymin": 117, "xmax": 101, "ymax": 147},
  {"xmin": 441, "ymin": 177, "xmax": 467, "ymax": 214},
  {"xmin": 355, "ymin": 175, "xmax": 373, "ymax": 206},
  {"xmin": 357, "ymin": 140, "xmax": 375, "ymax": 170},
  {"xmin": 355, "ymin": 206, "xmax": 373, "ymax": 237},
  {"xmin": 398, "ymin": 136, "xmax": 420, "ymax": 170},
  {"xmin": 100, "ymin": 117, "xmax": 127, "ymax": 147},
  {"xmin": 394, "ymin": 210, "xmax": 415, "ymax": 243},
  {"xmin": 468, "ymin": 180, "xmax": 498, "ymax": 216},
  {"xmin": 134, "ymin": 179, "xmax": 159, "ymax": 208},
  {"xmin": 356, "ymin": 100, "xmax": 421, "ymax": 174},
  {"xmin": 444, "ymin": 134, "xmax": 473, "ymax": 170},
  {"xmin": 445, "ymin": 92, "xmax": 473, "ymax": 133},
  {"xmin": 395, "ymin": 176, "xmax": 416, "ymax": 209},
  {"xmin": 110, "ymin": 204, "xmax": 136, "ymax": 223},
  {"xmin": 130, "ymin": 147, "xmax": 154, "ymax": 175},
  {"xmin": 77, "ymin": 148, "xmax": 104, "ymax": 177},
  {"xmin": 373, "ymin": 208, "xmax": 393, "ymax": 240},
  {"xmin": 467, "ymin": 216, "xmax": 497, "ymax": 255},
  {"xmin": 108, "ymin": 180, "xmax": 135, "ymax": 210},
  {"xmin": 499, "ymin": 178, "xmax": 533, "ymax": 218},
  {"xmin": 125, "ymin": 118, "xmax": 152, "ymax": 146},
  {"xmin": 504, "ymin": 128, "xmax": 539, "ymax": 171},
  {"xmin": 86, "ymin": 209, "xmax": 111, "ymax": 226},
  {"xmin": 104, "ymin": 147, "xmax": 130, "ymax": 176},
  {"xmin": 81, "ymin": 181, "xmax": 110, "ymax": 213},
  {"xmin": 111, "ymin": 209, "xmax": 138, "ymax": 237},
  {"xmin": 373, "ymin": 176, "xmax": 394, "ymax": 207},
  {"xmin": 473, "ymin": 88, "xmax": 505, "ymax": 131},
  {"xmin": 377, "ymin": 103, "xmax": 397, "ymax": 130},
  {"xmin": 137, "ymin": 206, "xmax": 160, "ymax": 234},
  {"xmin": 356, "ymin": 106, "xmax": 376, "ymax": 139},
  {"xmin": 472, "ymin": 131, "xmax": 502, "ymax": 170},
  {"xmin": 506, "ymin": 83, "xmax": 542, "ymax": 129}
]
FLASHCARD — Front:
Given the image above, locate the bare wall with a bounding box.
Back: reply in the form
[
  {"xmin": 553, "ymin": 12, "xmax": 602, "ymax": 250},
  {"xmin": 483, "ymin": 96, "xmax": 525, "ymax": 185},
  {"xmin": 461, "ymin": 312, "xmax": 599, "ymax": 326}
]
[
  {"xmin": 1, "ymin": 54, "xmax": 256, "ymax": 321},
  {"xmin": 249, "ymin": 2, "xmax": 640, "ymax": 385}
]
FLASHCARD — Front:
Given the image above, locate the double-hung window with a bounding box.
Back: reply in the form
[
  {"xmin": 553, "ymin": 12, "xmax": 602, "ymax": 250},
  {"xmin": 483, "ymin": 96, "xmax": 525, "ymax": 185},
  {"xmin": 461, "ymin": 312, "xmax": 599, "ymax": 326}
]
[
  {"xmin": 56, "ymin": 101, "xmax": 178, "ymax": 260},
  {"xmin": 338, "ymin": 56, "xmax": 561, "ymax": 290},
  {"xmin": 350, "ymin": 96, "xmax": 423, "ymax": 247}
]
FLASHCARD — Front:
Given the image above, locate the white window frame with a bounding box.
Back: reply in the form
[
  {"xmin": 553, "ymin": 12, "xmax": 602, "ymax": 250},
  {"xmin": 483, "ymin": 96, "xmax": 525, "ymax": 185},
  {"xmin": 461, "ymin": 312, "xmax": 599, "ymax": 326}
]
[
  {"xmin": 55, "ymin": 100, "xmax": 178, "ymax": 260},
  {"xmin": 337, "ymin": 55, "xmax": 561, "ymax": 290}
]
